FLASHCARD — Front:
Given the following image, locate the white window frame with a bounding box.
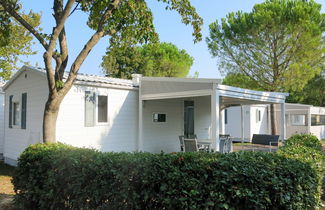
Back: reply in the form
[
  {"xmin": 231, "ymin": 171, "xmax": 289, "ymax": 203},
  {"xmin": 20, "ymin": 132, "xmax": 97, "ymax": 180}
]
[
  {"xmin": 96, "ymin": 94, "xmax": 109, "ymax": 125},
  {"xmin": 11, "ymin": 96, "xmax": 21, "ymax": 128},
  {"xmin": 290, "ymin": 114, "xmax": 306, "ymax": 126},
  {"xmin": 152, "ymin": 112, "xmax": 167, "ymax": 123}
]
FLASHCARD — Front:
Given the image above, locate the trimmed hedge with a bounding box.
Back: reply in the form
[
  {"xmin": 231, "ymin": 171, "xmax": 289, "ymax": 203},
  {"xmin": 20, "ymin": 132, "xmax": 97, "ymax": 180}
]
[{"xmin": 13, "ymin": 134, "xmax": 323, "ymax": 209}]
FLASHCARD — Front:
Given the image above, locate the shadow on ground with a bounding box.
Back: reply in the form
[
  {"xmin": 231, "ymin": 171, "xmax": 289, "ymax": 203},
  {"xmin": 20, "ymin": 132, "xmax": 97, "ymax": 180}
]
[{"xmin": 0, "ymin": 161, "xmax": 16, "ymax": 210}]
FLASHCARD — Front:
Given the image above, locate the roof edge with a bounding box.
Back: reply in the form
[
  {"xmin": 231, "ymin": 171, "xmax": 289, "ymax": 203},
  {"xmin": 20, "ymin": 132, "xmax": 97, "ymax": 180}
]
[
  {"xmin": 3, "ymin": 66, "xmax": 46, "ymax": 90},
  {"xmin": 141, "ymin": 77, "xmax": 222, "ymax": 84}
]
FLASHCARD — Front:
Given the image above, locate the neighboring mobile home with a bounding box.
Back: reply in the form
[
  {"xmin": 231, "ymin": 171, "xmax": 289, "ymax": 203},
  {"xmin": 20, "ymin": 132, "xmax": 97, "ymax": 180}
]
[
  {"xmin": 275, "ymin": 103, "xmax": 325, "ymax": 140},
  {"xmin": 3, "ymin": 66, "xmax": 288, "ymax": 165},
  {"xmin": 224, "ymin": 103, "xmax": 325, "ymax": 142}
]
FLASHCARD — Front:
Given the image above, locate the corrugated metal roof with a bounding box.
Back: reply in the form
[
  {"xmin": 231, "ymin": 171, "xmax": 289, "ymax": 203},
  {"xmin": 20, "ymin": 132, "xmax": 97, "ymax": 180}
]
[{"xmin": 30, "ymin": 66, "xmax": 134, "ymax": 87}]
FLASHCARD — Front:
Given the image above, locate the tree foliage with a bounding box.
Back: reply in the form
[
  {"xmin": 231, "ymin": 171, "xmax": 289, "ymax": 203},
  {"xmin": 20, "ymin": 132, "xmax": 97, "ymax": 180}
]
[
  {"xmin": 207, "ymin": 0, "xmax": 325, "ymax": 93},
  {"xmin": 0, "ymin": 0, "xmax": 202, "ymax": 142},
  {"xmin": 0, "ymin": 9, "xmax": 41, "ymax": 80},
  {"xmin": 102, "ymin": 42, "xmax": 194, "ymax": 79},
  {"xmin": 222, "ymin": 72, "xmax": 262, "ymax": 91},
  {"xmin": 287, "ymin": 73, "xmax": 325, "ymax": 106}
]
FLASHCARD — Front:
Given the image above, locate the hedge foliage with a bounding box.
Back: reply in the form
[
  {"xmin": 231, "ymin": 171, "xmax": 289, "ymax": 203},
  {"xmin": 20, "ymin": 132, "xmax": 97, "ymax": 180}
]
[{"xmin": 13, "ymin": 134, "xmax": 324, "ymax": 209}]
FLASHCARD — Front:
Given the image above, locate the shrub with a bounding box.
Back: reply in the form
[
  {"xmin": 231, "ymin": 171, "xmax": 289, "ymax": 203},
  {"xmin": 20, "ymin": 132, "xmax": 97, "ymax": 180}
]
[
  {"xmin": 13, "ymin": 142, "xmax": 322, "ymax": 209},
  {"xmin": 283, "ymin": 134, "xmax": 322, "ymax": 151},
  {"xmin": 278, "ymin": 134, "xmax": 324, "ymax": 207}
]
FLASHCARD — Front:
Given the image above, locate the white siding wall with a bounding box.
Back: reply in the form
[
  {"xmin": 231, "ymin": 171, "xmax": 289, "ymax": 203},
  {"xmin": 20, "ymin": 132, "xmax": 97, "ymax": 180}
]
[
  {"xmin": 4, "ymin": 71, "xmax": 48, "ymax": 163},
  {"xmin": 142, "ymin": 96, "xmax": 211, "ymax": 153},
  {"xmin": 225, "ymin": 105, "xmax": 270, "ymax": 141},
  {"xmin": 281, "ymin": 110, "xmax": 309, "ymax": 138},
  {"xmin": 194, "ymin": 96, "xmax": 211, "ymax": 139},
  {"xmin": 57, "ymin": 85, "xmax": 138, "ymax": 152},
  {"xmin": 224, "ymin": 106, "xmax": 251, "ymax": 141},
  {"xmin": 4, "ymin": 70, "xmax": 139, "ymax": 164},
  {"xmin": 0, "ymin": 92, "xmax": 4, "ymax": 156},
  {"xmin": 250, "ymin": 105, "xmax": 269, "ymax": 137}
]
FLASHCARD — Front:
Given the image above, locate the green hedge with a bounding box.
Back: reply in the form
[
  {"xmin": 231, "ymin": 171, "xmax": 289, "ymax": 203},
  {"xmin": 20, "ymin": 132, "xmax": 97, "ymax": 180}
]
[{"xmin": 13, "ymin": 134, "xmax": 323, "ymax": 209}]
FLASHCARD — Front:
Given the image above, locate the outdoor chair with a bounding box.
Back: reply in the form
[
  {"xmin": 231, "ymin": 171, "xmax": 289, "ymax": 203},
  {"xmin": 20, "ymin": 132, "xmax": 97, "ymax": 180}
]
[
  {"xmin": 219, "ymin": 134, "xmax": 232, "ymax": 153},
  {"xmin": 179, "ymin": 135, "xmax": 185, "ymax": 152},
  {"xmin": 183, "ymin": 138, "xmax": 199, "ymax": 152}
]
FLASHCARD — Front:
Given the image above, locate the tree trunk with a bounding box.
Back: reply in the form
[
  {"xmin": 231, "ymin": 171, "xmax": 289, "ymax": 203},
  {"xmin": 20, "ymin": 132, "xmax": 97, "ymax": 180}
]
[
  {"xmin": 42, "ymin": 95, "xmax": 62, "ymax": 143},
  {"xmin": 270, "ymin": 104, "xmax": 277, "ymax": 135}
]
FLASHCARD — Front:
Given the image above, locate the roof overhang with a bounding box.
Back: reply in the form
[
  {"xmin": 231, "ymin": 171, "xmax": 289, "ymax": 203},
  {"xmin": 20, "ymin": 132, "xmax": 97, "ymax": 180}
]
[{"xmin": 140, "ymin": 77, "xmax": 289, "ymax": 106}]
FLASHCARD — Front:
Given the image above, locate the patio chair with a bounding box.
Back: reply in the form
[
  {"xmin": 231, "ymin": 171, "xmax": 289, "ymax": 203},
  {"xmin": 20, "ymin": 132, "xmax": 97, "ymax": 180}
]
[
  {"xmin": 187, "ymin": 134, "xmax": 197, "ymax": 139},
  {"xmin": 183, "ymin": 138, "xmax": 198, "ymax": 152},
  {"xmin": 179, "ymin": 135, "xmax": 185, "ymax": 152},
  {"xmin": 219, "ymin": 134, "xmax": 232, "ymax": 153}
]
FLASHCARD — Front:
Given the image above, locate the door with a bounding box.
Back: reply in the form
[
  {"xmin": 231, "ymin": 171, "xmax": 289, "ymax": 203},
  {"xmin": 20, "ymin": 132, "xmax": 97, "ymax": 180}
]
[{"xmin": 184, "ymin": 101, "xmax": 194, "ymax": 138}]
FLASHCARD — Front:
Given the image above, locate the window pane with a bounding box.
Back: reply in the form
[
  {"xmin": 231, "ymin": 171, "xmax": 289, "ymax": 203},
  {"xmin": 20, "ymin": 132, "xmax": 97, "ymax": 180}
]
[
  {"xmin": 153, "ymin": 113, "xmax": 166, "ymax": 122},
  {"xmin": 98, "ymin": 96, "xmax": 107, "ymax": 123},
  {"xmin": 291, "ymin": 114, "xmax": 305, "ymax": 126},
  {"xmin": 225, "ymin": 109, "xmax": 228, "ymax": 124},
  {"xmin": 13, "ymin": 102, "xmax": 20, "ymax": 125},
  {"xmin": 311, "ymin": 114, "xmax": 325, "ymax": 126}
]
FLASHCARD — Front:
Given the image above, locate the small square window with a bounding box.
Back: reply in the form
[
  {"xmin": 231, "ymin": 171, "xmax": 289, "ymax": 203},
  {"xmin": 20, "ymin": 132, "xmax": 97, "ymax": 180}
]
[
  {"xmin": 13, "ymin": 102, "xmax": 20, "ymax": 125},
  {"xmin": 153, "ymin": 113, "xmax": 166, "ymax": 122}
]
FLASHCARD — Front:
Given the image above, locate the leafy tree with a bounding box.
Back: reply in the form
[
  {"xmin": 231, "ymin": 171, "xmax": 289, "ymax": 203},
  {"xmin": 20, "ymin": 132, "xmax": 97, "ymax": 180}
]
[
  {"xmin": 0, "ymin": 0, "xmax": 202, "ymax": 142},
  {"xmin": 102, "ymin": 42, "xmax": 194, "ymax": 79},
  {"xmin": 222, "ymin": 73, "xmax": 261, "ymax": 91},
  {"xmin": 287, "ymin": 73, "xmax": 325, "ymax": 106},
  {"xmin": 0, "ymin": 10, "xmax": 41, "ymax": 80},
  {"xmin": 207, "ymin": 0, "xmax": 325, "ymax": 134}
]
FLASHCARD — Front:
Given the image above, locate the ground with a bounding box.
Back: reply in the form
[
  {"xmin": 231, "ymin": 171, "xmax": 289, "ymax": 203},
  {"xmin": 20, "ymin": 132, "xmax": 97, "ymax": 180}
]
[{"xmin": 0, "ymin": 161, "xmax": 16, "ymax": 210}]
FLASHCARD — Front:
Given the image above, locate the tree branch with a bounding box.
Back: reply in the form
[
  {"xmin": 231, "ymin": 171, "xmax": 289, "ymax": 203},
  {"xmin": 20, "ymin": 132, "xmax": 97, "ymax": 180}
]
[
  {"xmin": 0, "ymin": 0, "xmax": 49, "ymax": 50},
  {"xmin": 60, "ymin": 0, "xmax": 122, "ymax": 95},
  {"xmin": 53, "ymin": 0, "xmax": 69, "ymax": 82},
  {"xmin": 47, "ymin": 0, "xmax": 75, "ymax": 54}
]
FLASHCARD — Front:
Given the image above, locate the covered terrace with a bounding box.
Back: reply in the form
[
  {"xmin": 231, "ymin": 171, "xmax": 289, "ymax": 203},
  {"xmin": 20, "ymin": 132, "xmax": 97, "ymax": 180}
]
[{"xmin": 137, "ymin": 77, "xmax": 288, "ymax": 153}]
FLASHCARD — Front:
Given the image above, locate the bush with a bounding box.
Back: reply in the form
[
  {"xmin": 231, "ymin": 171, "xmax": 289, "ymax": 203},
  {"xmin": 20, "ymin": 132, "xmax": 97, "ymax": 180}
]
[
  {"xmin": 278, "ymin": 134, "xmax": 324, "ymax": 207},
  {"xmin": 283, "ymin": 134, "xmax": 322, "ymax": 151},
  {"xmin": 13, "ymin": 142, "xmax": 322, "ymax": 209}
]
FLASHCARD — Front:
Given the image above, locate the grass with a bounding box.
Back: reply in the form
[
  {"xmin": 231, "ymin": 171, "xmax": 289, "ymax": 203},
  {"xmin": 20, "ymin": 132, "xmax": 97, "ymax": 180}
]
[{"xmin": 0, "ymin": 161, "xmax": 16, "ymax": 210}]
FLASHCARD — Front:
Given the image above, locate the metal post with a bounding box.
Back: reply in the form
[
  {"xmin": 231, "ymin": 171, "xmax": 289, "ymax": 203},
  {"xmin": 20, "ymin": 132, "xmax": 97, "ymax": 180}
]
[
  {"xmin": 241, "ymin": 105, "xmax": 244, "ymax": 144},
  {"xmin": 211, "ymin": 84, "xmax": 220, "ymax": 152},
  {"xmin": 280, "ymin": 103, "xmax": 286, "ymax": 140}
]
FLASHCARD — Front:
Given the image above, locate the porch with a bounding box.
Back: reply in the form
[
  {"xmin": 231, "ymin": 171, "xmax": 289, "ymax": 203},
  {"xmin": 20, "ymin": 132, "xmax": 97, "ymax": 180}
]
[{"xmin": 137, "ymin": 77, "xmax": 288, "ymax": 153}]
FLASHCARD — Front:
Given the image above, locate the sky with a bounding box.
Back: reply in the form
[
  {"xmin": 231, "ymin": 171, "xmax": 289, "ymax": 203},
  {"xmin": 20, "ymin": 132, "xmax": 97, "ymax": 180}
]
[{"xmin": 19, "ymin": 0, "xmax": 325, "ymax": 79}]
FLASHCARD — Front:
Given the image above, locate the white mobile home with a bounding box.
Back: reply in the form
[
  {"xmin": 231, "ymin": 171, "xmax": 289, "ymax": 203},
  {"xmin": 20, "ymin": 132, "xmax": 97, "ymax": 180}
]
[
  {"xmin": 225, "ymin": 103, "xmax": 325, "ymax": 142},
  {"xmin": 0, "ymin": 83, "xmax": 4, "ymax": 159},
  {"xmin": 275, "ymin": 103, "xmax": 325, "ymax": 140},
  {"xmin": 3, "ymin": 66, "xmax": 288, "ymax": 165}
]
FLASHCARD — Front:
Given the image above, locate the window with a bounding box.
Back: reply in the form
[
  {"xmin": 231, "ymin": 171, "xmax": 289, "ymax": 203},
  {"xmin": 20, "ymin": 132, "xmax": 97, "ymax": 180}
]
[
  {"xmin": 224, "ymin": 109, "xmax": 228, "ymax": 124},
  {"xmin": 311, "ymin": 114, "xmax": 325, "ymax": 126},
  {"xmin": 184, "ymin": 101, "xmax": 194, "ymax": 137},
  {"xmin": 13, "ymin": 102, "xmax": 20, "ymax": 126},
  {"xmin": 153, "ymin": 113, "xmax": 166, "ymax": 122},
  {"xmin": 85, "ymin": 92, "xmax": 108, "ymax": 126},
  {"xmin": 290, "ymin": 114, "xmax": 306, "ymax": 126},
  {"xmin": 256, "ymin": 110, "xmax": 261, "ymax": 123},
  {"xmin": 98, "ymin": 95, "xmax": 108, "ymax": 123}
]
